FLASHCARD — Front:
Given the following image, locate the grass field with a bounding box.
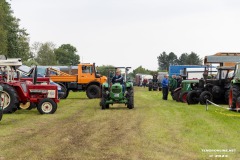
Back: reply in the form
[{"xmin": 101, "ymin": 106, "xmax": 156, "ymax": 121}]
[{"xmin": 0, "ymin": 87, "xmax": 240, "ymax": 159}]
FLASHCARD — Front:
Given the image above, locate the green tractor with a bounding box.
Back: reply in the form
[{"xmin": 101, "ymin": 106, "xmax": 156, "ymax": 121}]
[
  {"xmin": 229, "ymin": 63, "xmax": 240, "ymax": 110},
  {"xmin": 100, "ymin": 67, "xmax": 134, "ymax": 110},
  {"xmin": 173, "ymin": 79, "xmax": 199, "ymax": 103}
]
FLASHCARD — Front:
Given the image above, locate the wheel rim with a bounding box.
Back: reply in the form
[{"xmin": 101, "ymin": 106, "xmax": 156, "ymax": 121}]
[
  {"xmin": 229, "ymin": 89, "xmax": 233, "ymax": 107},
  {"xmin": 182, "ymin": 93, "xmax": 187, "ymax": 103},
  {"xmin": 1, "ymin": 91, "xmax": 11, "ymax": 109},
  {"xmin": 41, "ymin": 102, "xmax": 53, "ymax": 113}
]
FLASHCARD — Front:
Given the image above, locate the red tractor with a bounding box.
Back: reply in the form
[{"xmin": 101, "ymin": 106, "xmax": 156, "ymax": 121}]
[{"xmin": 0, "ymin": 57, "xmax": 60, "ymax": 114}]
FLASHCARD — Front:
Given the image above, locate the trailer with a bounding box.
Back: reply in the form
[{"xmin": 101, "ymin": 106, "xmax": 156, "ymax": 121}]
[{"xmin": 169, "ymin": 65, "xmax": 216, "ymax": 79}]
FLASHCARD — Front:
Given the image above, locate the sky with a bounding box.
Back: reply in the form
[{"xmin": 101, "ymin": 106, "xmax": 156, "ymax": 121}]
[{"xmin": 8, "ymin": 0, "xmax": 240, "ymax": 71}]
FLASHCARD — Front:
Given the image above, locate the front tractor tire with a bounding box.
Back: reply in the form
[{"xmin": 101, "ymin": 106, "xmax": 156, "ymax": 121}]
[
  {"xmin": 127, "ymin": 89, "xmax": 134, "ymax": 109},
  {"xmin": 229, "ymin": 85, "xmax": 240, "ymax": 108},
  {"xmin": 199, "ymin": 91, "xmax": 213, "ymax": 105},
  {"xmin": 86, "ymin": 85, "xmax": 101, "ymax": 99},
  {"xmin": 37, "ymin": 98, "xmax": 57, "ymax": 114},
  {"xmin": 100, "ymin": 91, "xmax": 109, "ymax": 110},
  {"xmin": 1, "ymin": 84, "xmax": 19, "ymax": 114},
  {"xmin": 187, "ymin": 90, "xmax": 199, "ymax": 105}
]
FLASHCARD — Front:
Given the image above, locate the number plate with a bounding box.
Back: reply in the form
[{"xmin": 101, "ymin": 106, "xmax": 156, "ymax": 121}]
[{"xmin": 114, "ymin": 94, "xmax": 119, "ymax": 97}]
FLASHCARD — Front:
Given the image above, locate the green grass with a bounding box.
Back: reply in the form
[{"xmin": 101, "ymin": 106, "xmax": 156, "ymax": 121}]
[{"xmin": 0, "ymin": 87, "xmax": 240, "ymax": 159}]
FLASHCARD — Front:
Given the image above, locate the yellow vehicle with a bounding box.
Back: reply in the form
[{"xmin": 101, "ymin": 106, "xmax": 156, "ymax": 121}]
[{"xmin": 45, "ymin": 63, "xmax": 107, "ymax": 99}]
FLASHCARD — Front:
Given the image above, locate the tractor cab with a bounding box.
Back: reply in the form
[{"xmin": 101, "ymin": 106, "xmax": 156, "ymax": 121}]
[{"xmin": 100, "ymin": 67, "xmax": 134, "ymax": 109}]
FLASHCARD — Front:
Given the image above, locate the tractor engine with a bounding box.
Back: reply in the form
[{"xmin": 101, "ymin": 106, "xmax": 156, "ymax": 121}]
[{"xmin": 110, "ymin": 83, "xmax": 124, "ymax": 100}]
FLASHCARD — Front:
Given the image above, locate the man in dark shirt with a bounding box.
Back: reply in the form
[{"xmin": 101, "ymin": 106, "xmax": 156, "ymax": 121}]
[{"xmin": 112, "ymin": 69, "xmax": 123, "ymax": 84}]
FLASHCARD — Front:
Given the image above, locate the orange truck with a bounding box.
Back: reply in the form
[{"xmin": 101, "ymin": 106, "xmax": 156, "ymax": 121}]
[{"xmin": 44, "ymin": 63, "xmax": 107, "ymax": 99}]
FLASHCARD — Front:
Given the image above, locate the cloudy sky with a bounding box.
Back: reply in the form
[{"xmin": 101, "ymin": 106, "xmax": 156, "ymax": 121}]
[{"xmin": 8, "ymin": 0, "xmax": 240, "ymax": 70}]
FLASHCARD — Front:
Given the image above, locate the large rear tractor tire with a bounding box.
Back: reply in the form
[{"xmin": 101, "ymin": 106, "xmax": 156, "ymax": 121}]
[
  {"xmin": 86, "ymin": 85, "xmax": 101, "ymax": 99},
  {"xmin": 37, "ymin": 98, "xmax": 57, "ymax": 114},
  {"xmin": 224, "ymin": 89, "xmax": 230, "ymax": 104},
  {"xmin": 199, "ymin": 91, "xmax": 213, "ymax": 105},
  {"xmin": 179, "ymin": 91, "xmax": 188, "ymax": 103},
  {"xmin": 1, "ymin": 84, "xmax": 19, "ymax": 114},
  {"xmin": 173, "ymin": 89, "xmax": 181, "ymax": 102},
  {"xmin": 187, "ymin": 90, "xmax": 199, "ymax": 105},
  {"xmin": 229, "ymin": 85, "xmax": 240, "ymax": 108}
]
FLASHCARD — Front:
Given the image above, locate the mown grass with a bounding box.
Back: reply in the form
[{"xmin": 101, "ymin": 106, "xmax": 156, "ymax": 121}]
[{"xmin": 0, "ymin": 87, "xmax": 240, "ymax": 159}]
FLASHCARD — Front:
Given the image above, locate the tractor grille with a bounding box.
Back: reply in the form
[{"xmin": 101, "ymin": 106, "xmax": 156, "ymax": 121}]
[{"xmin": 112, "ymin": 88, "xmax": 121, "ymax": 93}]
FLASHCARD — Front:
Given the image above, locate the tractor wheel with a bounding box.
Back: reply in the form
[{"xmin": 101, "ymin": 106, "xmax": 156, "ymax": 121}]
[
  {"xmin": 0, "ymin": 106, "xmax": 3, "ymax": 121},
  {"xmin": 37, "ymin": 98, "xmax": 57, "ymax": 114},
  {"xmin": 199, "ymin": 91, "xmax": 213, "ymax": 105},
  {"xmin": 212, "ymin": 86, "xmax": 222, "ymax": 99},
  {"xmin": 100, "ymin": 91, "xmax": 109, "ymax": 110},
  {"xmin": 27, "ymin": 102, "xmax": 37, "ymax": 110},
  {"xmin": 173, "ymin": 89, "xmax": 181, "ymax": 102},
  {"xmin": 179, "ymin": 91, "xmax": 188, "ymax": 103},
  {"xmin": 1, "ymin": 84, "xmax": 19, "ymax": 114},
  {"xmin": 229, "ymin": 85, "xmax": 240, "ymax": 108},
  {"xmin": 127, "ymin": 90, "xmax": 134, "ymax": 109},
  {"xmin": 236, "ymin": 97, "xmax": 240, "ymax": 109},
  {"xmin": 187, "ymin": 90, "xmax": 199, "ymax": 105},
  {"xmin": 224, "ymin": 89, "xmax": 230, "ymax": 104},
  {"xmin": 86, "ymin": 85, "xmax": 101, "ymax": 99},
  {"xmin": 57, "ymin": 83, "xmax": 69, "ymax": 99},
  {"xmin": 149, "ymin": 87, "xmax": 152, "ymax": 91}
]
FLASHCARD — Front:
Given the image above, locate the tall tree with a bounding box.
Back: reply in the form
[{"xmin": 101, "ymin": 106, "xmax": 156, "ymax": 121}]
[
  {"xmin": 186, "ymin": 52, "xmax": 202, "ymax": 65},
  {"xmin": 35, "ymin": 42, "xmax": 57, "ymax": 65},
  {"xmin": 157, "ymin": 51, "xmax": 168, "ymax": 71},
  {"xmin": 0, "ymin": 0, "xmax": 30, "ymax": 61},
  {"xmin": 55, "ymin": 44, "xmax": 80, "ymax": 65},
  {"xmin": 0, "ymin": 0, "xmax": 8, "ymax": 55},
  {"xmin": 167, "ymin": 52, "xmax": 178, "ymax": 66},
  {"xmin": 178, "ymin": 53, "xmax": 188, "ymax": 65}
]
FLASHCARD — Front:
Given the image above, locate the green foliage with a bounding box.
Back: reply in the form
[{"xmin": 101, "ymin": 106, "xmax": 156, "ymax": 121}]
[
  {"xmin": 23, "ymin": 59, "xmax": 39, "ymax": 66},
  {"xmin": 55, "ymin": 44, "xmax": 80, "ymax": 65},
  {"xmin": 158, "ymin": 51, "xmax": 203, "ymax": 70},
  {"xmin": 35, "ymin": 42, "xmax": 57, "ymax": 65},
  {"xmin": 0, "ymin": 0, "xmax": 30, "ymax": 60},
  {"xmin": 132, "ymin": 66, "xmax": 156, "ymax": 77},
  {"xmin": 96, "ymin": 65, "xmax": 115, "ymax": 77}
]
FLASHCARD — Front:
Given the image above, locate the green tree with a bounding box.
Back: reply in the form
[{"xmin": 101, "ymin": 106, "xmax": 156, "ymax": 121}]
[
  {"xmin": 157, "ymin": 51, "xmax": 168, "ymax": 71},
  {"xmin": 97, "ymin": 65, "xmax": 115, "ymax": 77},
  {"xmin": 167, "ymin": 52, "xmax": 178, "ymax": 66},
  {"xmin": 0, "ymin": 0, "xmax": 8, "ymax": 55},
  {"xmin": 35, "ymin": 42, "xmax": 57, "ymax": 65},
  {"xmin": 178, "ymin": 53, "xmax": 188, "ymax": 65},
  {"xmin": 0, "ymin": 0, "xmax": 30, "ymax": 60},
  {"xmin": 186, "ymin": 52, "xmax": 202, "ymax": 65},
  {"xmin": 132, "ymin": 66, "xmax": 151, "ymax": 77},
  {"xmin": 55, "ymin": 44, "xmax": 80, "ymax": 65}
]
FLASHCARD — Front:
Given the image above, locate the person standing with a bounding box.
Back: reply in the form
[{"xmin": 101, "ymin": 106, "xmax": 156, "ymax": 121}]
[
  {"xmin": 169, "ymin": 75, "xmax": 178, "ymax": 98},
  {"xmin": 161, "ymin": 74, "xmax": 169, "ymax": 100},
  {"xmin": 177, "ymin": 75, "xmax": 182, "ymax": 88}
]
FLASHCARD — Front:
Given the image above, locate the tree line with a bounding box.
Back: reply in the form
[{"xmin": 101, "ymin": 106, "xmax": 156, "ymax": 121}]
[
  {"xmin": 0, "ymin": 1, "xmax": 79, "ymax": 66},
  {"xmin": 1, "ymin": 0, "xmax": 202, "ymax": 72},
  {"xmin": 157, "ymin": 52, "xmax": 203, "ymax": 71}
]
